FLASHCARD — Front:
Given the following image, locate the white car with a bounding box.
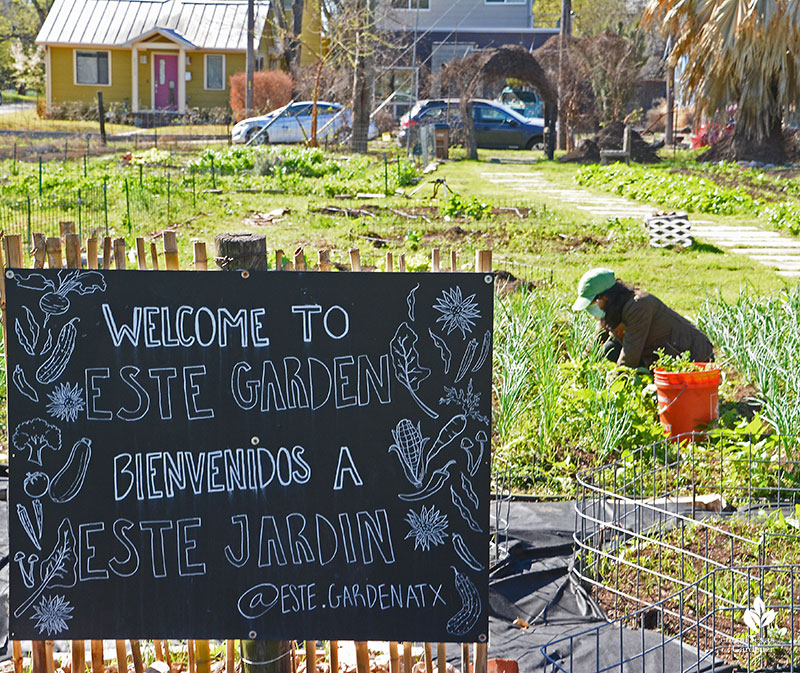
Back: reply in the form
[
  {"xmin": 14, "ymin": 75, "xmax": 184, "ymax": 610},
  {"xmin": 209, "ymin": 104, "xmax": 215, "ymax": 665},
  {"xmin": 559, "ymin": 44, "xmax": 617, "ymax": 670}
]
[{"xmin": 231, "ymin": 101, "xmax": 377, "ymax": 145}]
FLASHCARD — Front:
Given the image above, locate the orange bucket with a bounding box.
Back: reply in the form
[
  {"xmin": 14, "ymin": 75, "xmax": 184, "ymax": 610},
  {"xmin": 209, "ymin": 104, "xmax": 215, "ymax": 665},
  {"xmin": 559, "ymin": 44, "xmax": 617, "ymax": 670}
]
[{"xmin": 653, "ymin": 365, "xmax": 721, "ymax": 439}]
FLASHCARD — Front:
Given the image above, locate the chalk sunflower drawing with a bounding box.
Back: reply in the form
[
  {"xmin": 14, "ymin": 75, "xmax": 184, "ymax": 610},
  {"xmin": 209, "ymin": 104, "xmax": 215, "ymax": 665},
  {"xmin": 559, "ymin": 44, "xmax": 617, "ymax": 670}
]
[
  {"xmin": 405, "ymin": 505, "xmax": 449, "ymax": 551},
  {"xmin": 45, "ymin": 382, "xmax": 85, "ymax": 422},
  {"xmin": 31, "ymin": 594, "xmax": 73, "ymax": 636},
  {"xmin": 433, "ymin": 287, "xmax": 481, "ymax": 339}
]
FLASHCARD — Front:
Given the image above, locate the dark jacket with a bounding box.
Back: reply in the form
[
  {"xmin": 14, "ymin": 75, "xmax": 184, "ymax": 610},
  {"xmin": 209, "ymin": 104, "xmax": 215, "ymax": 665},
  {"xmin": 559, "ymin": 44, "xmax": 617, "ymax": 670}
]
[{"xmin": 617, "ymin": 290, "xmax": 714, "ymax": 368}]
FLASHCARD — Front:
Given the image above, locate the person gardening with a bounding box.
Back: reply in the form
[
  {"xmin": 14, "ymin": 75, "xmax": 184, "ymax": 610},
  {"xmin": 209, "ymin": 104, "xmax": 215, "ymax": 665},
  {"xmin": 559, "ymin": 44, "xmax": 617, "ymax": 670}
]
[{"xmin": 572, "ymin": 268, "xmax": 714, "ymax": 369}]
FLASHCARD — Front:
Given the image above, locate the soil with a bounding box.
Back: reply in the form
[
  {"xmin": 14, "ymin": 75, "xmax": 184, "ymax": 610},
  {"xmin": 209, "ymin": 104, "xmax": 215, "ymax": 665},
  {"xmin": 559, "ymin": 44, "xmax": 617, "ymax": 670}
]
[
  {"xmin": 697, "ymin": 126, "xmax": 791, "ymax": 165},
  {"xmin": 560, "ymin": 121, "xmax": 661, "ymax": 164}
]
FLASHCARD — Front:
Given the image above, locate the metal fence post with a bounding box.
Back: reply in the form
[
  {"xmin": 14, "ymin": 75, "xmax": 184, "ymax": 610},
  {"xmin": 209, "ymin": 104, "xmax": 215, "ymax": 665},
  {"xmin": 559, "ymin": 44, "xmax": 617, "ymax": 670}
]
[
  {"xmin": 77, "ymin": 188, "xmax": 82, "ymax": 240},
  {"xmin": 84, "ymin": 153, "xmax": 88, "ymax": 177},
  {"xmin": 103, "ymin": 179, "xmax": 109, "ymax": 235},
  {"xmin": 26, "ymin": 195, "xmax": 32, "ymax": 245},
  {"xmin": 167, "ymin": 173, "xmax": 171, "ymax": 225},
  {"xmin": 139, "ymin": 164, "xmax": 143, "ymax": 189},
  {"xmin": 211, "ymin": 155, "xmax": 216, "ymax": 190},
  {"xmin": 192, "ymin": 166, "xmax": 196, "ymax": 209},
  {"xmin": 38, "ymin": 156, "xmax": 43, "ymax": 197},
  {"xmin": 125, "ymin": 178, "xmax": 131, "ymax": 233}
]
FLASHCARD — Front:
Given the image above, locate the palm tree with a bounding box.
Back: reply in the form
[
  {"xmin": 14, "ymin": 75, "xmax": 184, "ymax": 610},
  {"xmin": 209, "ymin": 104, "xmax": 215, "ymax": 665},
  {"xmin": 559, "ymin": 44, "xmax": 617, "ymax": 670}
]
[{"xmin": 643, "ymin": 0, "xmax": 800, "ymax": 161}]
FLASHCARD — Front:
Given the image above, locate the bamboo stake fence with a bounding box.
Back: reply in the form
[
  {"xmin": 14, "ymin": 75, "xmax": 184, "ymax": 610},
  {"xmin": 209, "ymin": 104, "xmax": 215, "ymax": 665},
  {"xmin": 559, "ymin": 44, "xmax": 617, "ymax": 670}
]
[{"xmin": 0, "ymin": 230, "xmax": 492, "ymax": 673}]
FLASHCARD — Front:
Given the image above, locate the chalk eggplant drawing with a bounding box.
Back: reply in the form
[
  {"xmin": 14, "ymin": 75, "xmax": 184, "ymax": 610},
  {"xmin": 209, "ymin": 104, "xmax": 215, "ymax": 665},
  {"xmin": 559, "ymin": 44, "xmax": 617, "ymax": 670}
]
[
  {"xmin": 407, "ymin": 283, "xmax": 419, "ymax": 321},
  {"xmin": 471, "ymin": 330, "xmax": 491, "ymax": 372},
  {"xmin": 14, "ymin": 518, "xmax": 77, "ymax": 618},
  {"xmin": 446, "ymin": 566, "xmax": 482, "ymax": 636},
  {"xmin": 399, "ymin": 460, "xmax": 456, "ymax": 502},
  {"xmin": 429, "ymin": 328, "xmax": 452, "ymax": 374},
  {"xmin": 31, "ymin": 594, "xmax": 73, "ymax": 636},
  {"xmin": 440, "ymin": 380, "xmax": 490, "ymax": 426},
  {"xmin": 404, "ymin": 505, "xmax": 449, "ymax": 551},
  {"xmin": 36, "ymin": 318, "xmax": 79, "ymax": 385},
  {"xmin": 460, "ymin": 472, "xmax": 479, "ymax": 510},
  {"xmin": 452, "ymin": 533, "xmax": 484, "ymax": 571},
  {"xmin": 450, "ymin": 485, "xmax": 482, "ymax": 533},
  {"xmin": 455, "ymin": 339, "xmax": 477, "ymax": 383},
  {"xmin": 433, "ymin": 286, "xmax": 481, "ymax": 339},
  {"xmin": 390, "ymin": 322, "xmax": 439, "ymax": 418},
  {"xmin": 15, "ymin": 306, "xmax": 40, "ymax": 356},
  {"xmin": 12, "ymin": 365, "xmax": 38, "ymax": 402},
  {"xmin": 14, "ymin": 269, "xmax": 106, "ymax": 326},
  {"xmin": 45, "ymin": 382, "xmax": 85, "ymax": 423},
  {"xmin": 13, "ymin": 418, "xmax": 61, "ymax": 466}
]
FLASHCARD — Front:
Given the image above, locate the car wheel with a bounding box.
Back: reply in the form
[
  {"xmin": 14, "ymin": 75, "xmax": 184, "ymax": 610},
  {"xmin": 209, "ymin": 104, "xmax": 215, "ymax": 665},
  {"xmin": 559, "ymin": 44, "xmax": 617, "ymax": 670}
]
[
  {"xmin": 526, "ymin": 135, "xmax": 545, "ymax": 151},
  {"xmin": 246, "ymin": 127, "xmax": 267, "ymax": 145}
]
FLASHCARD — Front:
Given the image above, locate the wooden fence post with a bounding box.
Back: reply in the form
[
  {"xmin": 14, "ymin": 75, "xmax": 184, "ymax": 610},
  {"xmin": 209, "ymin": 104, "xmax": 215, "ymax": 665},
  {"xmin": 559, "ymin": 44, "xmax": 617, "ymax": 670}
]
[{"xmin": 402, "ymin": 643, "xmax": 412, "ymax": 673}]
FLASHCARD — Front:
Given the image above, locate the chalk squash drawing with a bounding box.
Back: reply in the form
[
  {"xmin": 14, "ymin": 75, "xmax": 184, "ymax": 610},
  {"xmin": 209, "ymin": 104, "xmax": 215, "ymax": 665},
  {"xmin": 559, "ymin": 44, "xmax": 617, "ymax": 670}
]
[
  {"xmin": 390, "ymin": 322, "xmax": 439, "ymax": 419},
  {"xmin": 433, "ymin": 287, "xmax": 481, "ymax": 339},
  {"xmin": 446, "ymin": 566, "xmax": 482, "ymax": 636},
  {"xmin": 404, "ymin": 505, "xmax": 449, "ymax": 551},
  {"xmin": 35, "ymin": 318, "xmax": 79, "ymax": 385}
]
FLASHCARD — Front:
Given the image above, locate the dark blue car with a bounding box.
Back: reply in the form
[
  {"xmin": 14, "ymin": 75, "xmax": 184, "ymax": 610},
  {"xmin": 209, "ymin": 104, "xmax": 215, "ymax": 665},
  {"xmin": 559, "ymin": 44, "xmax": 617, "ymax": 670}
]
[{"xmin": 399, "ymin": 98, "xmax": 545, "ymax": 150}]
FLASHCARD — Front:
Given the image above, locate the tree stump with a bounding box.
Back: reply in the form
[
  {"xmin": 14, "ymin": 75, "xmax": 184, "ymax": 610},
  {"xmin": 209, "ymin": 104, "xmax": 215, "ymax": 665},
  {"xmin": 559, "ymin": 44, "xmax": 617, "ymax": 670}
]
[{"xmin": 215, "ymin": 233, "xmax": 268, "ymax": 271}]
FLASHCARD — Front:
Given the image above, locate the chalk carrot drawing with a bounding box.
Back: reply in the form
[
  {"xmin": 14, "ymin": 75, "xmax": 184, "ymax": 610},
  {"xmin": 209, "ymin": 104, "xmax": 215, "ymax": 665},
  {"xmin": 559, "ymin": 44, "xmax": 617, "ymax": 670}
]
[
  {"xmin": 440, "ymin": 379, "xmax": 490, "ymax": 426},
  {"xmin": 427, "ymin": 414, "xmax": 467, "ymax": 467},
  {"xmin": 17, "ymin": 503, "xmax": 41, "ymax": 550},
  {"xmin": 407, "ymin": 283, "xmax": 419, "ymax": 321},
  {"xmin": 429, "ymin": 328, "xmax": 452, "ymax": 374},
  {"xmin": 404, "ymin": 505, "xmax": 449, "ymax": 551},
  {"xmin": 399, "ymin": 460, "xmax": 456, "ymax": 501},
  {"xmin": 433, "ymin": 287, "xmax": 481, "ymax": 339},
  {"xmin": 446, "ymin": 566, "xmax": 482, "ymax": 636},
  {"xmin": 15, "ymin": 306, "xmax": 40, "ymax": 356},
  {"xmin": 12, "ymin": 365, "xmax": 38, "ymax": 403},
  {"xmin": 390, "ymin": 322, "xmax": 439, "ymax": 419},
  {"xmin": 14, "ymin": 269, "xmax": 106, "ymax": 327}
]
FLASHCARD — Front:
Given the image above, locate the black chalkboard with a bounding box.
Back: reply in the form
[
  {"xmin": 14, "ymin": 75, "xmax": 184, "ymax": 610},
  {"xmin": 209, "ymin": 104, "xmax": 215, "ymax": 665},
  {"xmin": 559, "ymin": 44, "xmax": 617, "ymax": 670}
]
[{"xmin": 6, "ymin": 269, "xmax": 493, "ymax": 642}]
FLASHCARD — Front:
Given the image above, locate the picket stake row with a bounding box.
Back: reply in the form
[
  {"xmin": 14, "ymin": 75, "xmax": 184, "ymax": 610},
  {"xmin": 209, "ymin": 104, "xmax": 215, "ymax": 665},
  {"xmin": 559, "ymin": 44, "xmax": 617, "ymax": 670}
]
[{"xmin": 0, "ymin": 231, "xmax": 491, "ymax": 673}]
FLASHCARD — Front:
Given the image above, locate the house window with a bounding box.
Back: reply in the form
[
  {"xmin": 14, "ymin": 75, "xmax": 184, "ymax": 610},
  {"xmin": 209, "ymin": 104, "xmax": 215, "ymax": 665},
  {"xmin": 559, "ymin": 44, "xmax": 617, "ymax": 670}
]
[
  {"xmin": 485, "ymin": 0, "xmax": 525, "ymax": 4},
  {"xmin": 205, "ymin": 54, "xmax": 225, "ymax": 90},
  {"xmin": 255, "ymin": 55, "xmax": 265, "ymax": 71},
  {"xmin": 75, "ymin": 51, "xmax": 110, "ymax": 85},
  {"xmin": 391, "ymin": 0, "xmax": 430, "ymax": 8}
]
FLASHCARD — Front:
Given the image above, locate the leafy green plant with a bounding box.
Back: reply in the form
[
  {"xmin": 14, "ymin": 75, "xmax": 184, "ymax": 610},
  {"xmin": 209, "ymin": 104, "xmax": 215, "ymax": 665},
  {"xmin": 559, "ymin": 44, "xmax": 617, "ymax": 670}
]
[
  {"xmin": 440, "ymin": 193, "xmax": 493, "ymax": 220},
  {"xmin": 653, "ymin": 348, "xmax": 707, "ymax": 372}
]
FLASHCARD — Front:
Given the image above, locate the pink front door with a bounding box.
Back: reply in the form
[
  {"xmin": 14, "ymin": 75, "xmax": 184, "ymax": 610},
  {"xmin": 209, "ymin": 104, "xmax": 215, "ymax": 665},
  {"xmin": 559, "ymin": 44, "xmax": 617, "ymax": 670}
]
[{"xmin": 154, "ymin": 54, "xmax": 178, "ymax": 110}]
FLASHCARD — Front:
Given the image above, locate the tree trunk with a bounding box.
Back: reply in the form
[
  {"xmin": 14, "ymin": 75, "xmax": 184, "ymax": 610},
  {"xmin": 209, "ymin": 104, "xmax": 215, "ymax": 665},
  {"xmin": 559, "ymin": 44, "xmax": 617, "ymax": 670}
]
[
  {"xmin": 461, "ymin": 99, "xmax": 478, "ymax": 160},
  {"xmin": 698, "ymin": 115, "xmax": 785, "ymax": 164}
]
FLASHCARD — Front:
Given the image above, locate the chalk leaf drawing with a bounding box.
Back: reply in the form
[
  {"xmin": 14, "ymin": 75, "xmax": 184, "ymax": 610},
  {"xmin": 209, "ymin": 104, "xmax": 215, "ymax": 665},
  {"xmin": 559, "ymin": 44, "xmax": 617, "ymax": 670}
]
[
  {"xmin": 15, "ymin": 518, "xmax": 77, "ymax": 618},
  {"xmin": 405, "ymin": 505, "xmax": 449, "ymax": 551},
  {"xmin": 446, "ymin": 566, "xmax": 482, "ymax": 636},
  {"xmin": 390, "ymin": 322, "xmax": 439, "ymax": 419},
  {"xmin": 15, "ymin": 306, "xmax": 40, "ymax": 356},
  {"xmin": 13, "ymin": 418, "xmax": 62, "ymax": 466},
  {"xmin": 398, "ymin": 459, "xmax": 456, "ymax": 502},
  {"xmin": 429, "ymin": 328, "xmax": 452, "ymax": 374},
  {"xmin": 407, "ymin": 283, "xmax": 419, "ymax": 321},
  {"xmin": 451, "ymin": 485, "xmax": 482, "ymax": 533},
  {"xmin": 452, "ymin": 533, "xmax": 484, "ymax": 571},
  {"xmin": 35, "ymin": 317, "xmax": 79, "ymax": 385},
  {"xmin": 433, "ymin": 287, "xmax": 481, "ymax": 339},
  {"xmin": 31, "ymin": 594, "xmax": 73, "ymax": 636},
  {"xmin": 15, "ymin": 269, "xmax": 106, "ymax": 326},
  {"xmin": 46, "ymin": 382, "xmax": 85, "ymax": 423},
  {"xmin": 13, "ymin": 365, "xmax": 39, "ymax": 403},
  {"xmin": 440, "ymin": 379, "xmax": 489, "ymax": 425}
]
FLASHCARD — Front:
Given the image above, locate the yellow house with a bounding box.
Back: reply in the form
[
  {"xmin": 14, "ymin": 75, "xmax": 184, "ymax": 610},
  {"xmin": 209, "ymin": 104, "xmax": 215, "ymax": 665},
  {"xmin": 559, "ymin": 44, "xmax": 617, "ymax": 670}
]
[{"xmin": 35, "ymin": 0, "xmax": 276, "ymax": 115}]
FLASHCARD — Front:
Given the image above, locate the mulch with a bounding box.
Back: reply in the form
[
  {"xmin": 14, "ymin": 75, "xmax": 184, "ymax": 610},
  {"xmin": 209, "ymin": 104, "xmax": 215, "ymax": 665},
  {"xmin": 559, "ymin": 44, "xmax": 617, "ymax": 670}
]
[{"xmin": 559, "ymin": 121, "xmax": 661, "ymax": 164}]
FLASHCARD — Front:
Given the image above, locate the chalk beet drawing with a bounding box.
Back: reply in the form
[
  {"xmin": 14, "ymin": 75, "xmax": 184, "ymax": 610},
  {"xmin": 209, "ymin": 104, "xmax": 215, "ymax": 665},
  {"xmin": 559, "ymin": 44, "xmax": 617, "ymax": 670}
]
[
  {"xmin": 407, "ymin": 283, "xmax": 419, "ymax": 321},
  {"xmin": 31, "ymin": 594, "xmax": 74, "ymax": 636},
  {"xmin": 455, "ymin": 339, "xmax": 477, "ymax": 383},
  {"xmin": 404, "ymin": 505, "xmax": 449, "ymax": 551},
  {"xmin": 390, "ymin": 322, "xmax": 439, "ymax": 419},
  {"xmin": 440, "ymin": 379, "xmax": 489, "ymax": 426},
  {"xmin": 433, "ymin": 287, "xmax": 481, "ymax": 339},
  {"xmin": 45, "ymin": 382, "xmax": 85, "ymax": 423},
  {"xmin": 13, "ymin": 365, "xmax": 38, "ymax": 403},
  {"xmin": 450, "ymin": 485, "xmax": 482, "ymax": 533},
  {"xmin": 446, "ymin": 566, "xmax": 482, "ymax": 636},
  {"xmin": 14, "ymin": 269, "xmax": 107, "ymax": 327},
  {"xmin": 13, "ymin": 418, "xmax": 61, "ymax": 466},
  {"xmin": 15, "ymin": 306, "xmax": 40, "ymax": 357},
  {"xmin": 398, "ymin": 460, "xmax": 456, "ymax": 502},
  {"xmin": 429, "ymin": 328, "xmax": 452, "ymax": 374},
  {"xmin": 451, "ymin": 533, "xmax": 484, "ymax": 571}
]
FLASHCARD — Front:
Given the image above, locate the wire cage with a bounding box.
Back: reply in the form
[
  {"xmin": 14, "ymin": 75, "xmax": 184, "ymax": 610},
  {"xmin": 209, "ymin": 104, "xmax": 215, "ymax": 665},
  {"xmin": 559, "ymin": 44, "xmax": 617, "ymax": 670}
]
[
  {"xmin": 542, "ymin": 430, "xmax": 800, "ymax": 672},
  {"xmin": 490, "ymin": 453, "xmax": 513, "ymax": 569}
]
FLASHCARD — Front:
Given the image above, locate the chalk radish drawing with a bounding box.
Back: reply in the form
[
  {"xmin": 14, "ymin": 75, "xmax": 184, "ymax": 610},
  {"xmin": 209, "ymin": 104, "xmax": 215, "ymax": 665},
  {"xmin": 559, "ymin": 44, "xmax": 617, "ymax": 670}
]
[
  {"xmin": 404, "ymin": 505, "xmax": 449, "ymax": 551},
  {"xmin": 440, "ymin": 379, "xmax": 489, "ymax": 426},
  {"xmin": 13, "ymin": 418, "xmax": 61, "ymax": 466},
  {"xmin": 31, "ymin": 594, "xmax": 73, "ymax": 636},
  {"xmin": 14, "ymin": 269, "xmax": 106, "ymax": 327},
  {"xmin": 407, "ymin": 283, "xmax": 419, "ymax": 321},
  {"xmin": 471, "ymin": 330, "xmax": 491, "ymax": 372},
  {"xmin": 15, "ymin": 306, "xmax": 40, "ymax": 356},
  {"xmin": 390, "ymin": 322, "xmax": 439, "ymax": 419},
  {"xmin": 17, "ymin": 504, "xmax": 41, "ymax": 550},
  {"xmin": 451, "ymin": 485, "xmax": 482, "ymax": 533},
  {"xmin": 429, "ymin": 328, "xmax": 452, "ymax": 374},
  {"xmin": 455, "ymin": 339, "xmax": 477, "ymax": 383},
  {"xmin": 452, "ymin": 533, "xmax": 484, "ymax": 571},
  {"xmin": 433, "ymin": 287, "xmax": 481, "ymax": 339},
  {"xmin": 15, "ymin": 518, "xmax": 77, "ymax": 618},
  {"xmin": 36, "ymin": 318, "xmax": 79, "ymax": 385},
  {"xmin": 446, "ymin": 566, "xmax": 482, "ymax": 636},
  {"xmin": 46, "ymin": 382, "xmax": 85, "ymax": 423},
  {"xmin": 13, "ymin": 365, "xmax": 39, "ymax": 402},
  {"xmin": 399, "ymin": 460, "xmax": 456, "ymax": 501}
]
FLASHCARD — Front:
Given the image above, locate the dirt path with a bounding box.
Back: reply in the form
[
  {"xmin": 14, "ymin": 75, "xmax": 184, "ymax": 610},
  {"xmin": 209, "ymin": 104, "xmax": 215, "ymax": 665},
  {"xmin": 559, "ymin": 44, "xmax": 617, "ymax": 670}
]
[{"xmin": 481, "ymin": 169, "xmax": 800, "ymax": 278}]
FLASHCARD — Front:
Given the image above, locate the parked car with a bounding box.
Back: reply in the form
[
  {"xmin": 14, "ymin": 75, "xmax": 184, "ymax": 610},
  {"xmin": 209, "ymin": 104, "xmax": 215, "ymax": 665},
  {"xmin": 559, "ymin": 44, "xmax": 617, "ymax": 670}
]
[
  {"xmin": 232, "ymin": 101, "xmax": 377, "ymax": 145},
  {"xmin": 398, "ymin": 99, "xmax": 545, "ymax": 150},
  {"xmin": 496, "ymin": 87, "xmax": 544, "ymax": 118}
]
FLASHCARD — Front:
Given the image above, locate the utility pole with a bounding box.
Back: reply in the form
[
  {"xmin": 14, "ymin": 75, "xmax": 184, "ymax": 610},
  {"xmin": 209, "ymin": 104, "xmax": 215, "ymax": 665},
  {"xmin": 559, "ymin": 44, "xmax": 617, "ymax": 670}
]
[
  {"xmin": 664, "ymin": 36, "xmax": 674, "ymax": 146},
  {"xmin": 557, "ymin": 0, "xmax": 571, "ymax": 151},
  {"xmin": 246, "ymin": 0, "xmax": 255, "ymax": 117}
]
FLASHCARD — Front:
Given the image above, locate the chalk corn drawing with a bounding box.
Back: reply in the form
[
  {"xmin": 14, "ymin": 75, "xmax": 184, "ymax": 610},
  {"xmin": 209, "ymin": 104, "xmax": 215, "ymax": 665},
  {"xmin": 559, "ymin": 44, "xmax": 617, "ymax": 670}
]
[
  {"xmin": 390, "ymin": 322, "xmax": 439, "ymax": 419},
  {"xmin": 407, "ymin": 283, "xmax": 419, "ymax": 321},
  {"xmin": 15, "ymin": 518, "xmax": 77, "ymax": 618},
  {"xmin": 446, "ymin": 566, "xmax": 482, "ymax": 636},
  {"xmin": 429, "ymin": 328, "xmax": 452, "ymax": 374},
  {"xmin": 13, "ymin": 418, "xmax": 61, "ymax": 466},
  {"xmin": 14, "ymin": 269, "xmax": 106, "ymax": 326},
  {"xmin": 471, "ymin": 330, "xmax": 491, "ymax": 372},
  {"xmin": 404, "ymin": 505, "xmax": 449, "ymax": 551},
  {"xmin": 433, "ymin": 287, "xmax": 481, "ymax": 339},
  {"xmin": 13, "ymin": 365, "xmax": 38, "ymax": 403},
  {"xmin": 460, "ymin": 472, "xmax": 479, "ymax": 509},
  {"xmin": 15, "ymin": 306, "xmax": 40, "ymax": 356},
  {"xmin": 452, "ymin": 533, "xmax": 484, "ymax": 571},
  {"xmin": 451, "ymin": 485, "xmax": 482, "ymax": 533},
  {"xmin": 14, "ymin": 552, "xmax": 36, "ymax": 589},
  {"xmin": 389, "ymin": 419, "xmax": 431, "ymax": 488},
  {"xmin": 17, "ymin": 504, "xmax": 41, "ymax": 550},
  {"xmin": 440, "ymin": 379, "xmax": 489, "ymax": 426},
  {"xmin": 455, "ymin": 339, "xmax": 477, "ymax": 383},
  {"xmin": 399, "ymin": 460, "xmax": 456, "ymax": 501},
  {"xmin": 31, "ymin": 594, "xmax": 73, "ymax": 636},
  {"xmin": 36, "ymin": 318, "xmax": 79, "ymax": 385},
  {"xmin": 49, "ymin": 438, "xmax": 92, "ymax": 503},
  {"xmin": 45, "ymin": 382, "xmax": 85, "ymax": 423}
]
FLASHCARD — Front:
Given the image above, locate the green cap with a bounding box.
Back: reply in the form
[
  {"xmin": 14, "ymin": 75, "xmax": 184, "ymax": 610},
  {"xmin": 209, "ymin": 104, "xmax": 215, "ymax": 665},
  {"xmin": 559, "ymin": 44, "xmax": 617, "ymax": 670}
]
[{"xmin": 572, "ymin": 268, "xmax": 615, "ymax": 311}]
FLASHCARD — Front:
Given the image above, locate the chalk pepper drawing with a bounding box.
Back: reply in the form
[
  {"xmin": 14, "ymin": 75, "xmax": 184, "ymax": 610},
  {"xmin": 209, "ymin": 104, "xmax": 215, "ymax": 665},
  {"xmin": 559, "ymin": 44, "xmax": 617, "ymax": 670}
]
[
  {"xmin": 451, "ymin": 533, "xmax": 484, "ymax": 571},
  {"xmin": 404, "ymin": 505, "xmax": 449, "ymax": 551},
  {"xmin": 12, "ymin": 365, "xmax": 38, "ymax": 402},
  {"xmin": 433, "ymin": 287, "xmax": 481, "ymax": 339},
  {"xmin": 14, "ymin": 269, "xmax": 106, "ymax": 327},
  {"xmin": 429, "ymin": 328, "xmax": 452, "ymax": 374},
  {"xmin": 390, "ymin": 322, "xmax": 439, "ymax": 419},
  {"xmin": 407, "ymin": 283, "xmax": 419, "ymax": 321},
  {"xmin": 446, "ymin": 566, "xmax": 482, "ymax": 636},
  {"xmin": 45, "ymin": 382, "xmax": 85, "ymax": 423},
  {"xmin": 398, "ymin": 460, "xmax": 456, "ymax": 502}
]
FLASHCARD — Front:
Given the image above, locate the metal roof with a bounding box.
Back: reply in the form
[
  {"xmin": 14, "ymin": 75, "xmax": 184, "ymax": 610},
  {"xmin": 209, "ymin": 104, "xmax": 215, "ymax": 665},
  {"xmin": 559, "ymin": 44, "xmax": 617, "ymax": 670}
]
[{"xmin": 36, "ymin": 0, "xmax": 271, "ymax": 51}]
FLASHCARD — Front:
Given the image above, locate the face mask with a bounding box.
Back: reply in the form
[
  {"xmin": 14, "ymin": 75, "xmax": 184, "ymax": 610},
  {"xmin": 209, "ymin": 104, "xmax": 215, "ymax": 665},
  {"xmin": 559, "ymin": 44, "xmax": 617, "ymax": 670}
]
[{"xmin": 587, "ymin": 303, "xmax": 605, "ymax": 319}]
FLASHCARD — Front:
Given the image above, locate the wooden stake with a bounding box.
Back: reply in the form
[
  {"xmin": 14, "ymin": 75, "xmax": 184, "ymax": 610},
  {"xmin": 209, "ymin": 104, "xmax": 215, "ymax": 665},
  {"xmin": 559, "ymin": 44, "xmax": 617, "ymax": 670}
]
[
  {"xmin": 113, "ymin": 238, "xmax": 126, "ymax": 270},
  {"xmin": 87, "ymin": 237, "xmax": 98, "ymax": 269},
  {"xmin": 32, "ymin": 233, "xmax": 46, "ymax": 269},
  {"xmin": 329, "ymin": 642, "xmax": 339, "ymax": 673},
  {"xmin": 188, "ymin": 640, "xmax": 196, "ymax": 673},
  {"xmin": 389, "ymin": 643, "xmax": 399, "ymax": 673},
  {"xmin": 304, "ymin": 641, "xmax": 315, "ymax": 673},
  {"xmin": 293, "ymin": 247, "xmax": 305, "ymax": 271},
  {"xmin": 437, "ymin": 644, "xmax": 446, "ymax": 673},
  {"xmin": 59, "ymin": 221, "xmax": 76, "ymax": 238},
  {"xmin": 135, "ymin": 238, "xmax": 147, "ymax": 270},
  {"xmin": 195, "ymin": 640, "xmax": 210, "ymax": 673},
  {"xmin": 354, "ymin": 642, "xmax": 370, "ymax": 673},
  {"xmin": 193, "ymin": 241, "xmax": 208, "ymax": 270},
  {"xmin": 275, "ymin": 249, "xmax": 284, "ymax": 270},
  {"xmin": 5, "ymin": 234, "xmax": 23, "ymax": 268},
  {"xmin": 102, "ymin": 237, "xmax": 112, "ymax": 269},
  {"xmin": 432, "ymin": 248, "xmax": 440, "ymax": 272},
  {"xmin": 13, "ymin": 641, "xmax": 24, "ymax": 673},
  {"xmin": 163, "ymin": 640, "xmax": 171, "ymax": 666},
  {"xmin": 402, "ymin": 643, "xmax": 412, "ymax": 673},
  {"xmin": 225, "ymin": 640, "xmax": 235, "ymax": 673},
  {"xmin": 473, "ymin": 644, "xmax": 487, "ymax": 673},
  {"xmin": 349, "ymin": 248, "xmax": 361, "ymax": 272},
  {"xmin": 115, "ymin": 641, "xmax": 127, "ymax": 673},
  {"xmin": 71, "ymin": 642, "xmax": 86, "ymax": 673},
  {"xmin": 450, "ymin": 250, "xmax": 457, "ymax": 272},
  {"xmin": 46, "ymin": 237, "xmax": 62, "ymax": 269},
  {"xmin": 385, "ymin": 252, "xmax": 393, "ymax": 273},
  {"xmin": 423, "ymin": 643, "xmax": 432, "ymax": 673},
  {"xmin": 45, "ymin": 641, "xmax": 55, "ymax": 673},
  {"xmin": 150, "ymin": 242, "xmax": 159, "ymax": 270},
  {"xmin": 318, "ymin": 249, "xmax": 331, "ymax": 272},
  {"xmin": 398, "ymin": 254, "xmax": 406, "ymax": 273},
  {"xmin": 154, "ymin": 641, "xmax": 164, "ymax": 662},
  {"xmin": 475, "ymin": 250, "xmax": 492, "ymax": 274},
  {"xmin": 90, "ymin": 641, "xmax": 104, "ymax": 673},
  {"xmin": 65, "ymin": 233, "xmax": 81, "ymax": 269},
  {"xmin": 163, "ymin": 231, "xmax": 179, "ymax": 270},
  {"xmin": 460, "ymin": 644, "xmax": 470, "ymax": 673},
  {"xmin": 32, "ymin": 641, "xmax": 47, "ymax": 673},
  {"xmin": 129, "ymin": 641, "xmax": 143, "ymax": 673}
]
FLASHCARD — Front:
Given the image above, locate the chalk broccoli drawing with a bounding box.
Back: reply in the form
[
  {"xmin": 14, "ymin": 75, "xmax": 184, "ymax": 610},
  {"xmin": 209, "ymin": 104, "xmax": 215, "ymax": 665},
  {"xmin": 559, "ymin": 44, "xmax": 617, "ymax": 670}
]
[
  {"xmin": 15, "ymin": 269, "xmax": 106, "ymax": 326},
  {"xmin": 13, "ymin": 418, "xmax": 62, "ymax": 466},
  {"xmin": 46, "ymin": 382, "xmax": 85, "ymax": 423},
  {"xmin": 404, "ymin": 505, "xmax": 448, "ymax": 551},
  {"xmin": 433, "ymin": 287, "xmax": 481, "ymax": 339},
  {"xmin": 31, "ymin": 594, "xmax": 73, "ymax": 636},
  {"xmin": 390, "ymin": 322, "xmax": 438, "ymax": 419}
]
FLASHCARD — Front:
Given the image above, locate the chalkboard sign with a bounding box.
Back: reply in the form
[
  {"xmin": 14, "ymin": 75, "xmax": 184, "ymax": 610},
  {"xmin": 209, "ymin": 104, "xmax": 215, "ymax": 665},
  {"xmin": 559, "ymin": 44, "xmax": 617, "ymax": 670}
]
[{"xmin": 6, "ymin": 269, "xmax": 493, "ymax": 642}]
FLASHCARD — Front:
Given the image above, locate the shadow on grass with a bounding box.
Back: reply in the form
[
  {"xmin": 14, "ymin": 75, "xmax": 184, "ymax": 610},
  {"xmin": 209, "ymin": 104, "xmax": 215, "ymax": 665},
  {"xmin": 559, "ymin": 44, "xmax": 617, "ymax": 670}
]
[{"xmin": 691, "ymin": 240, "xmax": 725, "ymax": 254}]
